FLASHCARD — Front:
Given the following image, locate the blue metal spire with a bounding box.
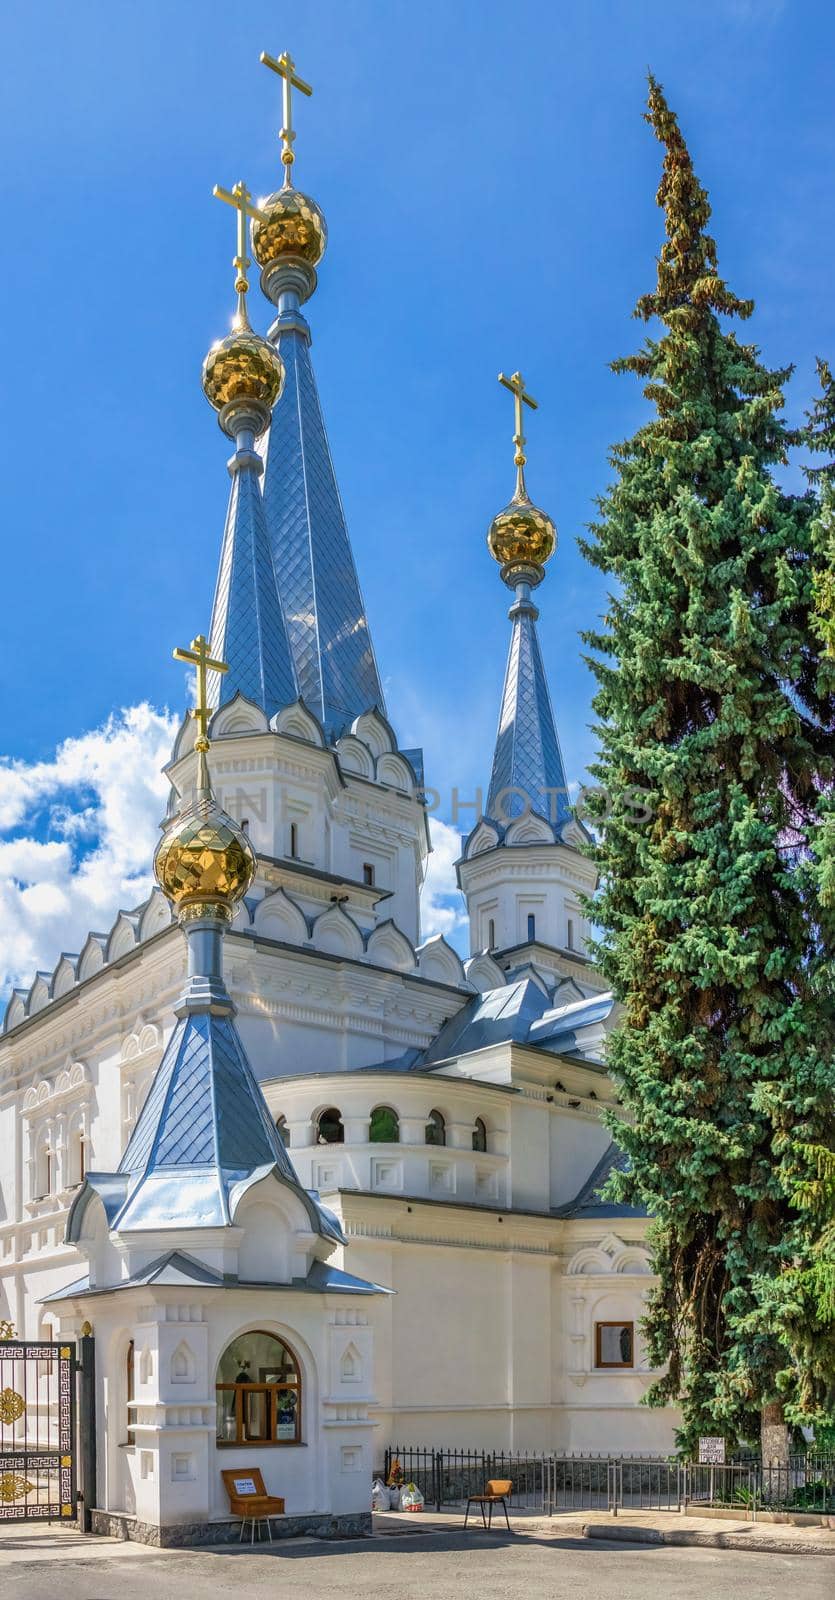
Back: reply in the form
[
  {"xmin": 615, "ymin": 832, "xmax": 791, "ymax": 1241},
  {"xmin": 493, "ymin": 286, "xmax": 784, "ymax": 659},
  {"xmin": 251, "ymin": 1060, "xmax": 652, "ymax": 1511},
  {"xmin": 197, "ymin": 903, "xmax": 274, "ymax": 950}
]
[
  {"xmin": 486, "ymin": 588, "xmax": 572, "ymax": 828},
  {"xmin": 207, "ymin": 439, "xmax": 298, "ymax": 719},
  {"xmin": 260, "ymin": 303, "xmax": 386, "ymax": 741},
  {"xmin": 199, "ymin": 178, "xmax": 298, "ymax": 723},
  {"xmin": 67, "ymin": 748, "xmax": 342, "ymax": 1245}
]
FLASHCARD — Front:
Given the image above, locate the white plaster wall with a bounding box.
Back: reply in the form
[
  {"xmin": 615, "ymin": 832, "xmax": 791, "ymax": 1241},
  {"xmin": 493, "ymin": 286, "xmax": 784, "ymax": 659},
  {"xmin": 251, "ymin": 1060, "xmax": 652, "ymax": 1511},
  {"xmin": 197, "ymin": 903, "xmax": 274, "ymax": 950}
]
[
  {"xmin": 460, "ymin": 843, "xmax": 597, "ymax": 959},
  {"xmin": 56, "ymin": 1290, "xmax": 378, "ymax": 1526},
  {"xmin": 549, "ymin": 1112, "xmax": 612, "ymax": 1209}
]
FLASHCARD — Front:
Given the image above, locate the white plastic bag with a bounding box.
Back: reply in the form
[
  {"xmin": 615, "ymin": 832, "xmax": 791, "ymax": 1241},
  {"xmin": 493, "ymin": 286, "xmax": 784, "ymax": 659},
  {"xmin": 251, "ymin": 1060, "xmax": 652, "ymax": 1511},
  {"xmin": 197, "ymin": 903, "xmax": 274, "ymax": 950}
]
[
  {"xmin": 399, "ymin": 1481, "xmax": 425, "ymax": 1512},
  {"xmin": 371, "ymin": 1477, "xmax": 388, "ymax": 1512}
]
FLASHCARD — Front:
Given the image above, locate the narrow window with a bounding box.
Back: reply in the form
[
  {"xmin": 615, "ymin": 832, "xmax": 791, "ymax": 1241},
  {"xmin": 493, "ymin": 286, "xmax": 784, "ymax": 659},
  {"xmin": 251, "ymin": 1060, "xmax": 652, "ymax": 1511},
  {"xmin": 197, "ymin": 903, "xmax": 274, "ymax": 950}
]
[
  {"xmin": 472, "ymin": 1117, "xmax": 488, "ymax": 1153},
  {"xmin": 567, "ymin": 918, "xmax": 574, "ymax": 951},
  {"xmin": 78, "ymin": 1133, "xmax": 86, "ymax": 1183},
  {"xmin": 362, "ymin": 863, "xmax": 375, "ymax": 887},
  {"xmin": 289, "ymin": 822, "xmax": 299, "ymax": 859},
  {"xmin": 425, "ymin": 1109, "xmax": 446, "ymax": 1147},
  {"xmin": 44, "ymin": 1146, "xmax": 53, "ymax": 1195},
  {"xmin": 595, "ymin": 1321, "xmax": 634, "ymax": 1369},
  {"xmin": 126, "ymin": 1339, "xmax": 136, "ymax": 1445},
  {"xmin": 488, "ymin": 918, "xmax": 495, "ymax": 949},
  {"xmin": 275, "ymin": 1114, "xmax": 288, "ymax": 1141},
  {"xmin": 527, "ymin": 913, "xmax": 536, "ymax": 941}
]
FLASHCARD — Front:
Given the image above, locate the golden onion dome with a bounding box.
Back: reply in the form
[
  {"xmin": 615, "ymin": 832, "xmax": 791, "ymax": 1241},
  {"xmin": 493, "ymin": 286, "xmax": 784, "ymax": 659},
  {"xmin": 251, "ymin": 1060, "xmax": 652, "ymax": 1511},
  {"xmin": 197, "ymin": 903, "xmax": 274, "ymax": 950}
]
[
  {"xmin": 201, "ymin": 325, "xmax": 284, "ymax": 414},
  {"xmin": 154, "ymin": 789, "xmax": 256, "ymax": 919},
  {"xmin": 487, "ymin": 495, "xmax": 557, "ymax": 575},
  {"xmin": 250, "ymin": 184, "xmax": 327, "ymax": 269}
]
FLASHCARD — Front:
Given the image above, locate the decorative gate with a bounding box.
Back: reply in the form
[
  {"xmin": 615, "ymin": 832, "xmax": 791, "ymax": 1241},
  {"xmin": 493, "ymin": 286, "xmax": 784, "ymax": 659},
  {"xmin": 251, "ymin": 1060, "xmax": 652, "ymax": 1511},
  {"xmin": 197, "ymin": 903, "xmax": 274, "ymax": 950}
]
[{"xmin": 0, "ymin": 1338, "xmax": 76, "ymax": 1522}]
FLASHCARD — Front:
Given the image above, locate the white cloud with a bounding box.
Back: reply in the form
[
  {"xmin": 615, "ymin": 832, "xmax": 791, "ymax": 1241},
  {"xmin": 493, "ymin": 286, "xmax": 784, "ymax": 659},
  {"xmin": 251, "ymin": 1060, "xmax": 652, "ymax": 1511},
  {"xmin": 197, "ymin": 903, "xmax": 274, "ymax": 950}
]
[
  {"xmin": 0, "ymin": 705, "xmax": 178, "ymax": 997},
  {"xmin": 0, "ymin": 704, "xmax": 473, "ymax": 1000},
  {"xmin": 420, "ymin": 817, "xmax": 468, "ymax": 946}
]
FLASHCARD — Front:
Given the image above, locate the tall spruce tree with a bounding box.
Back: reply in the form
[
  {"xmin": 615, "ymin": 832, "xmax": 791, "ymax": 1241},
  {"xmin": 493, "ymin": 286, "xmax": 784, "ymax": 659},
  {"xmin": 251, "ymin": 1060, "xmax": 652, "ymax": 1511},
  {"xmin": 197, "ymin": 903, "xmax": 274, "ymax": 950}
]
[
  {"xmin": 581, "ymin": 77, "xmax": 835, "ymax": 1452},
  {"xmin": 759, "ymin": 361, "xmax": 835, "ymax": 1425}
]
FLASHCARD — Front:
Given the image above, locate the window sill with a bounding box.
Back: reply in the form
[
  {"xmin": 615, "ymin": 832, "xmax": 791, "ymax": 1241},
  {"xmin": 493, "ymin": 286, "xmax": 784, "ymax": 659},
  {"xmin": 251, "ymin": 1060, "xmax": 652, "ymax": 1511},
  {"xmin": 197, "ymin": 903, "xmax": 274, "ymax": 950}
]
[{"xmin": 215, "ymin": 1440, "xmax": 306, "ymax": 1449}]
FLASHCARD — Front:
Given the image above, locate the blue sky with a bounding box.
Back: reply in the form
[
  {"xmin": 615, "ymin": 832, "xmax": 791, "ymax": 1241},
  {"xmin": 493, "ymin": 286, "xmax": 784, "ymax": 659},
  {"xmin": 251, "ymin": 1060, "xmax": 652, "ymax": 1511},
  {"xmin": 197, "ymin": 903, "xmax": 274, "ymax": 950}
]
[{"xmin": 1, "ymin": 0, "xmax": 833, "ymax": 992}]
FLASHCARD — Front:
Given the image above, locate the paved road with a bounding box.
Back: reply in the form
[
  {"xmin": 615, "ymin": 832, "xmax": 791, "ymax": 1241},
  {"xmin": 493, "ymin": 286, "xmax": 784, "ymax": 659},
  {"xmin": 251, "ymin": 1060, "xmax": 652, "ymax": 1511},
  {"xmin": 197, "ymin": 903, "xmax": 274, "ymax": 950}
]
[{"xmin": 1, "ymin": 1529, "xmax": 833, "ymax": 1600}]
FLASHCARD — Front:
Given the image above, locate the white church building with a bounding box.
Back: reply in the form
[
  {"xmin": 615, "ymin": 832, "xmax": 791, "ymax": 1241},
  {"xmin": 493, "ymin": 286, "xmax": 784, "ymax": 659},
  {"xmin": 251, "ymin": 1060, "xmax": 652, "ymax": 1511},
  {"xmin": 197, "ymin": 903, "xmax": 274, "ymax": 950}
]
[{"xmin": 0, "ymin": 50, "xmax": 676, "ymax": 1545}]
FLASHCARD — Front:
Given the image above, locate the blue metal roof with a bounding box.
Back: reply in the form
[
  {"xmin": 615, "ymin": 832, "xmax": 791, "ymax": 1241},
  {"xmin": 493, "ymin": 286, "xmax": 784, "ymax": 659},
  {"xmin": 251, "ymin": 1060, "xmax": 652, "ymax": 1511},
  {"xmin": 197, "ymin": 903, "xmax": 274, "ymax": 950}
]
[
  {"xmin": 260, "ymin": 313, "xmax": 385, "ymax": 740},
  {"xmin": 528, "ymin": 992, "xmax": 615, "ymax": 1055},
  {"xmin": 421, "ymin": 977, "xmax": 551, "ymax": 1064},
  {"xmin": 41, "ymin": 1250, "xmax": 390, "ymax": 1302},
  {"xmin": 347, "ymin": 977, "xmax": 614, "ymax": 1074},
  {"xmin": 206, "ymin": 451, "xmax": 297, "ymax": 719},
  {"xmin": 66, "ymin": 1008, "xmax": 343, "ymax": 1243},
  {"xmin": 486, "ymin": 593, "xmax": 571, "ymax": 827},
  {"xmin": 554, "ymin": 1142, "xmax": 647, "ymax": 1219}
]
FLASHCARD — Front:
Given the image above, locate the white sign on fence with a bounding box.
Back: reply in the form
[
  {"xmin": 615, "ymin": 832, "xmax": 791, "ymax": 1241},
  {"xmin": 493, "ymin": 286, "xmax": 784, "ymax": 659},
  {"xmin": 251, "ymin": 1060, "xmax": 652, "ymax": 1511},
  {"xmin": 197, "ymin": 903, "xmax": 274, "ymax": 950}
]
[{"xmin": 698, "ymin": 1437, "xmax": 726, "ymax": 1464}]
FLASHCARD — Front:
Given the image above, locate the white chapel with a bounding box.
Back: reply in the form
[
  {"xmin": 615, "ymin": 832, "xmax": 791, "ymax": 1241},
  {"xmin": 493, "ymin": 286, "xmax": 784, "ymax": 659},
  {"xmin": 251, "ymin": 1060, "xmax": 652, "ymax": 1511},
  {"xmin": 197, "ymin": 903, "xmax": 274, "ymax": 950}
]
[{"xmin": 0, "ymin": 48, "xmax": 677, "ymax": 1543}]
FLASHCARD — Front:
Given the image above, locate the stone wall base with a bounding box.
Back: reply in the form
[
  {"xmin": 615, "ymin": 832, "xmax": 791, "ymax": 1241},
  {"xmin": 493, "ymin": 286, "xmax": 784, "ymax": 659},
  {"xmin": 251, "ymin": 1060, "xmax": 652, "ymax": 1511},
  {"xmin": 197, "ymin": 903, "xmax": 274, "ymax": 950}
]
[{"xmin": 90, "ymin": 1508, "xmax": 372, "ymax": 1547}]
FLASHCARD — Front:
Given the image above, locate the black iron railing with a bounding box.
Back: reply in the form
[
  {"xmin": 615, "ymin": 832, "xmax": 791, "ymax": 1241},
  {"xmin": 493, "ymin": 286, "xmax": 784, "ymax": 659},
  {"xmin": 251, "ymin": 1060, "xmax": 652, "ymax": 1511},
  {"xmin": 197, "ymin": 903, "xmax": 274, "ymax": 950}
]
[{"xmin": 381, "ymin": 1445, "xmax": 835, "ymax": 1517}]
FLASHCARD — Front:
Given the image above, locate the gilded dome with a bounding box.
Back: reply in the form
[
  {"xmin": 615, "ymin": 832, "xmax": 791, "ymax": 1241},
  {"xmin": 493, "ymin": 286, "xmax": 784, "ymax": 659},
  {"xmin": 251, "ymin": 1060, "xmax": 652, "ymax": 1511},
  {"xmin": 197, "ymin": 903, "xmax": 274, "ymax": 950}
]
[
  {"xmin": 154, "ymin": 791, "xmax": 256, "ymax": 916},
  {"xmin": 251, "ymin": 185, "xmax": 327, "ymax": 269},
  {"xmin": 487, "ymin": 496, "xmax": 557, "ymax": 575},
  {"xmin": 202, "ymin": 326, "xmax": 284, "ymax": 414}
]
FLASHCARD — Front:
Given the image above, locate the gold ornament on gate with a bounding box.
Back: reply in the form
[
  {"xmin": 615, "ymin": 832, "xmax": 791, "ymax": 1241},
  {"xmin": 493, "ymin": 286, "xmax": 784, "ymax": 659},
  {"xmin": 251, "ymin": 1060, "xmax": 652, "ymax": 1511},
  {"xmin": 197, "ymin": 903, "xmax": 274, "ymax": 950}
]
[
  {"xmin": 0, "ymin": 1473, "xmax": 32, "ymax": 1502},
  {"xmin": 0, "ymin": 1388, "xmax": 25, "ymax": 1425}
]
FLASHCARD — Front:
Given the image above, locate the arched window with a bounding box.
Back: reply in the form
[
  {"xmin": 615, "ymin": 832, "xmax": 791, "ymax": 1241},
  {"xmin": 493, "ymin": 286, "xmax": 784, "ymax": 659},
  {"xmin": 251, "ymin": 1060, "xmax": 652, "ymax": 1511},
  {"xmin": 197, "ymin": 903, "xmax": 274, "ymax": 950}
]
[
  {"xmin": 275, "ymin": 1114, "xmax": 288, "ymax": 1142},
  {"xmin": 317, "ymin": 1107, "xmax": 344, "ymax": 1145},
  {"xmin": 216, "ymin": 1332, "xmax": 302, "ymax": 1446},
  {"xmin": 369, "ymin": 1106, "xmax": 399, "ymax": 1143},
  {"xmin": 126, "ymin": 1339, "xmax": 136, "ymax": 1445},
  {"xmin": 425, "ymin": 1109, "xmax": 446, "ymax": 1147},
  {"xmin": 472, "ymin": 1117, "xmax": 488, "ymax": 1153}
]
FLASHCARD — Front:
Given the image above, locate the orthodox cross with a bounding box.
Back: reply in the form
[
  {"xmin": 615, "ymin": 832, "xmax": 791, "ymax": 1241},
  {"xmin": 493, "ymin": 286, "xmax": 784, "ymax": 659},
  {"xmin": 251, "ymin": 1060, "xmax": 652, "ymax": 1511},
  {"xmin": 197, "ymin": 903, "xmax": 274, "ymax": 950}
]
[
  {"xmin": 212, "ymin": 181, "xmax": 267, "ymax": 306},
  {"xmin": 173, "ymin": 635, "xmax": 228, "ymax": 751},
  {"xmin": 260, "ymin": 49, "xmax": 313, "ymax": 172},
  {"xmin": 498, "ymin": 370, "xmax": 538, "ymax": 475}
]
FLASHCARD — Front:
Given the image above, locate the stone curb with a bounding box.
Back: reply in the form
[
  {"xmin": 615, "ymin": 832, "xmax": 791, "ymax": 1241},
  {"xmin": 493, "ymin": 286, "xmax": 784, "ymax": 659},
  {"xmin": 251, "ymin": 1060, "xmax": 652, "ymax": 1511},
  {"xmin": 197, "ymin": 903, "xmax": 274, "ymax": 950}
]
[{"xmin": 582, "ymin": 1522, "xmax": 835, "ymax": 1558}]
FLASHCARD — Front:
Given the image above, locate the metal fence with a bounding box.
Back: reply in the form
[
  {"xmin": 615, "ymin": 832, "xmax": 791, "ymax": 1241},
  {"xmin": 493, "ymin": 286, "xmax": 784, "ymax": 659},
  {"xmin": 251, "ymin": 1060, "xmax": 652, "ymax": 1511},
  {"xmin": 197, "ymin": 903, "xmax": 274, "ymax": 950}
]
[
  {"xmin": 686, "ymin": 1455, "xmax": 835, "ymax": 1516},
  {"xmin": 382, "ymin": 1446, "xmax": 835, "ymax": 1518}
]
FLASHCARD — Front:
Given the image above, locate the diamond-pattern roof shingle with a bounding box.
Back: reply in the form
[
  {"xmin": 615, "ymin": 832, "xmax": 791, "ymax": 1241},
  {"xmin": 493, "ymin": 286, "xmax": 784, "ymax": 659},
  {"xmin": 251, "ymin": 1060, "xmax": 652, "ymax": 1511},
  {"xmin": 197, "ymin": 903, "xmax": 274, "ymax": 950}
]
[
  {"xmin": 105, "ymin": 1008, "xmax": 342, "ymax": 1239},
  {"xmin": 487, "ymin": 596, "xmax": 571, "ymax": 826},
  {"xmin": 260, "ymin": 319, "xmax": 385, "ymax": 740},
  {"xmin": 206, "ymin": 456, "xmax": 297, "ymax": 719}
]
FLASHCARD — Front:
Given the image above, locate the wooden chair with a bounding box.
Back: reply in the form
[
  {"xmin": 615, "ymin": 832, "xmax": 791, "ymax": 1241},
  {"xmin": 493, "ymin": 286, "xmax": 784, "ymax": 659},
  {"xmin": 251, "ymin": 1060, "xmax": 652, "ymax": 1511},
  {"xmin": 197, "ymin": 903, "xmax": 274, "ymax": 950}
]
[
  {"xmin": 464, "ymin": 1477, "xmax": 512, "ymax": 1530},
  {"xmin": 221, "ymin": 1468, "xmax": 285, "ymax": 1543}
]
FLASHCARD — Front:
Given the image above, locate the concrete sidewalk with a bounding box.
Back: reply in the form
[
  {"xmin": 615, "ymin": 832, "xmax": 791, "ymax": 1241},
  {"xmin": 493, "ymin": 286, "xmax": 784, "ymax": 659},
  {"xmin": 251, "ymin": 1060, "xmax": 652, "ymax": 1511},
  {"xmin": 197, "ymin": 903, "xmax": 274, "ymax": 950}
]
[
  {"xmin": 375, "ymin": 1506, "xmax": 835, "ymax": 1557},
  {"xmin": 1, "ymin": 1507, "xmax": 833, "ymax": 1566}
]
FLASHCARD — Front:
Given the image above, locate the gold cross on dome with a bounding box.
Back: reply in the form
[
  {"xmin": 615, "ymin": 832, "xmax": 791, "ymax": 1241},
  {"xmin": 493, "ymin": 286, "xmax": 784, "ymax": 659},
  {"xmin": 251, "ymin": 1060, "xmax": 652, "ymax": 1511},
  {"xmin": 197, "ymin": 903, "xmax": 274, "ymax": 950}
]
[
  {"xmin": 499, "ymin": 370, "xmax": 538, "ymax": 472},
  {"xmin": 213, "ymin": 181, "xmax": 268, "ymax": 302},
  {"xmin": 173, "ymin": 634, "xmax": 228, "ymax": 750},
  {"xmin": 260, "ymin": 49, "xmax": 313, "ymax": 172}
]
